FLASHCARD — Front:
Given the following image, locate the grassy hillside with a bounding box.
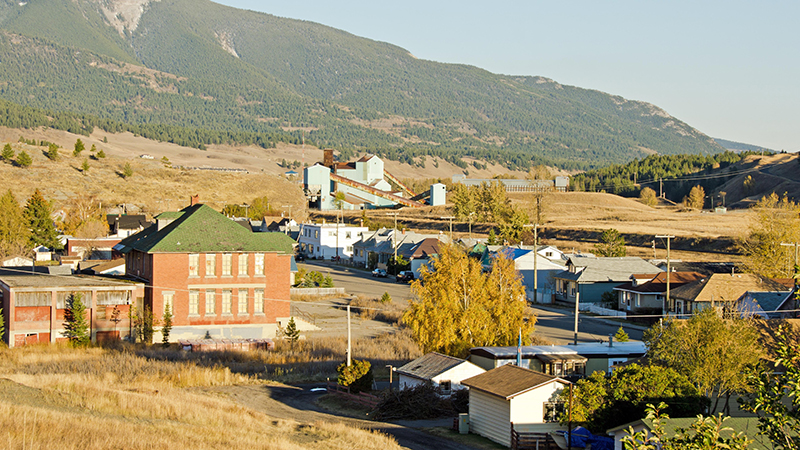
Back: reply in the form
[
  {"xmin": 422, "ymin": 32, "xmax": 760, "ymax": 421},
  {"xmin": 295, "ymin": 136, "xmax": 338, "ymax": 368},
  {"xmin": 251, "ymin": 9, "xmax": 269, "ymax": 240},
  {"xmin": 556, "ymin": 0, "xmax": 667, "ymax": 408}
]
[
  {"xmin": 0, "ymin": 345, "xmax": 402, "ymax": 449},
  {"xmin": 0, "ymin": 0, "xmax": 724, "ymax": 170}
]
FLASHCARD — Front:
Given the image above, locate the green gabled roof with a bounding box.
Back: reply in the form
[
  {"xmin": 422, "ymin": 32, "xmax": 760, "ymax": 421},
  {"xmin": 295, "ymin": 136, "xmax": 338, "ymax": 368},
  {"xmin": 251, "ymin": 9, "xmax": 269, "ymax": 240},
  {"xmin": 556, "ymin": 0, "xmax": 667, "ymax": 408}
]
[{"xmin": 118, "ymin": 204, "xmax": 295, "ymax": 254}]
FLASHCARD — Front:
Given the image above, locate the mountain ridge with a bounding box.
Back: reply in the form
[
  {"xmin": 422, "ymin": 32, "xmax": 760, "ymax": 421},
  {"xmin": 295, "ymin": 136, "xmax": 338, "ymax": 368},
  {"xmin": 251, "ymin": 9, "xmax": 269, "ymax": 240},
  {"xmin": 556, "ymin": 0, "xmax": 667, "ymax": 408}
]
[{"xmin": 0, "ymin": 0, "xmax": 724, "ymax": 170}]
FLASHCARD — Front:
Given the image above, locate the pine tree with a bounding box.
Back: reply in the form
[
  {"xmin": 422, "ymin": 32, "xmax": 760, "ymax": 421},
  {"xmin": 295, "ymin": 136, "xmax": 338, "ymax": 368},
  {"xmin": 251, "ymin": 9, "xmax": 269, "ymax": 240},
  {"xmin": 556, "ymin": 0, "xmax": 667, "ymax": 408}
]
[
  {"xmin": 90, "ymin": 144, "xmax": 96, "ymax": 152},
  {"xmin": 284, "ymin": 316, "xmax": 300, "ymax": 348},
  {"xmin": 380, "ymin": 292, "xmax": 392, "ymax": 303},
  {"xmin": 0, "ymin": 190, "xmax": 31, "ymax": 258},
  {"xmin": 24, "ymin": 190, "xmax": 62, "ymax": 250},
  {"xmin": 614, "ymin": 326, "xmax": 630, "ymax": 342},
  {"xmin": 46, "ymin": 143, "xmax": 59, "ymax": 161},
  {"xmin": 96, "ymin": 149, "xmax": 106, "ymax": 158},
  {"xmin": 595, "ymin": 228, "xmax": 626, "ymax": 257},
  {"xmin": 161, "ymin": 303, "xmax": 173, "ymax": 346},
  {"xmin": 63, "ymin": 293, "xmax": 90, "ymax": 347},
  {"xmin": 121, "ymin": 162, "xmax": 133, "ymax": 178},
  {"xmin": 1, "ymin": 143, "xmax": 14, "ymax": 161},
  {"xmin": 73, "ymin": 139, "xmax": 84, "ymax": 156},
  {"xmin": 16, "ymin": 150, "xmax": 32, "ymax": 168},
  {"xmin": 81, "ymin": 158, "xmax": 90, "ymax": 173}
]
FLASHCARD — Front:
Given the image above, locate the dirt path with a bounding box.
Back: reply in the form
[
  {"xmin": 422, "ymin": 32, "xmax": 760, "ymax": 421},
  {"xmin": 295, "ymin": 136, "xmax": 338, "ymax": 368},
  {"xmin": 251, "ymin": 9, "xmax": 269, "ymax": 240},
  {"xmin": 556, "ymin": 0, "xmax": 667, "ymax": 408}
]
[{"xmin": 215, "ymin": 384, "xmax": 479, "ymax": 450}]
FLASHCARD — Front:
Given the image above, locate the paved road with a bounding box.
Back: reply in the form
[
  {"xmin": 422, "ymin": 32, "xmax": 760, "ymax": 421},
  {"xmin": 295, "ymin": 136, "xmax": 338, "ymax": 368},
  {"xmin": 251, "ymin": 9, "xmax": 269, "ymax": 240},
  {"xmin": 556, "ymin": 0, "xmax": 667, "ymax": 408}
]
[
  {"xmin": 299, "ymin": 260, "xmax": 413, "ymax": 302},
  {"xmin": 531, "ymin": 306, "xmax": 645, "ymax": 344},
  {"xmin": 218, "ymin": 384, "xmax": 480, "ymax": 450}
]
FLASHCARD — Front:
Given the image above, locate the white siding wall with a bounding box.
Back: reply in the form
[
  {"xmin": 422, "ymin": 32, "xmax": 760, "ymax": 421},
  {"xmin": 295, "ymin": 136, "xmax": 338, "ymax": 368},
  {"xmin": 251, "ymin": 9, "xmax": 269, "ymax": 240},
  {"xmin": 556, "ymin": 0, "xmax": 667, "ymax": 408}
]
[
  {"xmin": 509, "ymin": 381, "xmax": 564, "ymax": 424},
  {"xmin": 432, "ymin": 362, "xmax": 486, "ymax": 391},
  {"xmin": 398, "ymin": 374, "xmax": 425, "ymax": 390},
  {"xmin": 469, "ymin": 390, "xmax": 512, "ymax": 447}
]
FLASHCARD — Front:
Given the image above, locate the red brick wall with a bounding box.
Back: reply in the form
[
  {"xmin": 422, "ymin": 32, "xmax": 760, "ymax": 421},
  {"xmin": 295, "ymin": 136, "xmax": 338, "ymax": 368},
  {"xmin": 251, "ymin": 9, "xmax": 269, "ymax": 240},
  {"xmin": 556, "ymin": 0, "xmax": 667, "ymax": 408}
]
[{"xmin": 147, "ymin": 251, "xmax": 291, "ymax": 327}]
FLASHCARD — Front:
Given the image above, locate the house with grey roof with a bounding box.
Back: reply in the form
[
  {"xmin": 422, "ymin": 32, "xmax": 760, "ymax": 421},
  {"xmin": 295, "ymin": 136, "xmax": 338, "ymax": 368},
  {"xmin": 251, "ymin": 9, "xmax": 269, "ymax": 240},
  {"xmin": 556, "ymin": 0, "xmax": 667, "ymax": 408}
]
[
  {"xmin": 553, "ymin": 256, "xmax": 662, "ymax": 305},
  {"xmin": 396, "ymin": 352, "xmax": 485, "ymax": 395},
  {"xmin": 735, "ymin": 291, "xmax": 793, "ymax": 319}
]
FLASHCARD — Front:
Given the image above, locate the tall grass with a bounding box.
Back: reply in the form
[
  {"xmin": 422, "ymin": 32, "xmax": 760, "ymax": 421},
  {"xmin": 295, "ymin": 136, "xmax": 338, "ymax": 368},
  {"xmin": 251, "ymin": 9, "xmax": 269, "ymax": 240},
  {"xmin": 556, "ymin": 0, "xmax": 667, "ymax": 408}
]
[
  {"xmin": 135, "ymin": 327, "xmax": 422, "ymax": 383},
  {"xmin": 0, "ymin": 344, "xmax": 402, "ymax": 449}
]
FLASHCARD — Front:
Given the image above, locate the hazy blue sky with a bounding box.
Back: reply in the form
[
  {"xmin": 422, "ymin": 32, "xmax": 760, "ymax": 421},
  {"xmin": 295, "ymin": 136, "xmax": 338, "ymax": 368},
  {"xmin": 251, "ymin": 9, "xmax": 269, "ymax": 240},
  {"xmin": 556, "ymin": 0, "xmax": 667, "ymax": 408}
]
[{"xmin": 215, "ymin": 1, "xmax": 799, "ymax": 151}]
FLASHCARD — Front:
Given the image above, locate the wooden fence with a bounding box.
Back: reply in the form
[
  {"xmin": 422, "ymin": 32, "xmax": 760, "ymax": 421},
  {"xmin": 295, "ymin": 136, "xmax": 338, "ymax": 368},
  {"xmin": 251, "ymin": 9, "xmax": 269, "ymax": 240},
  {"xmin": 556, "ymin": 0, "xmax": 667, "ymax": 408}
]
[
  {"xmin": 511, "ymin": 424, "xmax": 559, "ymax": 450},
  {"xmin": 325, "ymin": 380, "xmax": 380, "ymax": 409}
]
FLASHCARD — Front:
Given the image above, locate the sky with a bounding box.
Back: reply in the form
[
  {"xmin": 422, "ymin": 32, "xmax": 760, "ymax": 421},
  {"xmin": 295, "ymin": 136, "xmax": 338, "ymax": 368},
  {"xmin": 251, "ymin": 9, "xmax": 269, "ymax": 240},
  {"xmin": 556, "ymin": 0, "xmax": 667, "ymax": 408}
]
[{"xmin": 214, "ymin": 1, "xmax": 799, "ymax": 151}]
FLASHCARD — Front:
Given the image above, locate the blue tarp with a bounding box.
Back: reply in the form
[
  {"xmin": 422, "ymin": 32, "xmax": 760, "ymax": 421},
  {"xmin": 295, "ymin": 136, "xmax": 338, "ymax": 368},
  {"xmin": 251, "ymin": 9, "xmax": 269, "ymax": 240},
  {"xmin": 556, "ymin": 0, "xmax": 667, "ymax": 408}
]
[{"xmin": 557, "ymin": 427, "xmax": 614, "ymax": 450}]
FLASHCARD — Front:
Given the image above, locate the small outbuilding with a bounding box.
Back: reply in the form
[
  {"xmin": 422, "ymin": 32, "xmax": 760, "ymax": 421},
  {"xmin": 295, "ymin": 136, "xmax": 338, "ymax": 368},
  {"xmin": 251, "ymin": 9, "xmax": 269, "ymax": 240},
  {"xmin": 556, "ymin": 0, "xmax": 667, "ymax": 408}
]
[
  {"xmin": 461, "ymin": 364, "xmax": 569, "ymax": 447},
  {"xmin": 396, "ymin": 352, "xmax": 485, "ymax": 395}
]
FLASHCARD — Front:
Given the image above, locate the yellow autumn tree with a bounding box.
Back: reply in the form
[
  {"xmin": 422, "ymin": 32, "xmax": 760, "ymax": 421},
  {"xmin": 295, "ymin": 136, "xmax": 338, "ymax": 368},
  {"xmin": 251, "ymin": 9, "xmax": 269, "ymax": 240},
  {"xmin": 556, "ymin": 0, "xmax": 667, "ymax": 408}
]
[
  {"xmin": 403, "ymin": 244, "xmax": 536, "ymax": 357},
  {"xmin": 741, "ymin": 193, "xmax": 800, "ymax": 278}
]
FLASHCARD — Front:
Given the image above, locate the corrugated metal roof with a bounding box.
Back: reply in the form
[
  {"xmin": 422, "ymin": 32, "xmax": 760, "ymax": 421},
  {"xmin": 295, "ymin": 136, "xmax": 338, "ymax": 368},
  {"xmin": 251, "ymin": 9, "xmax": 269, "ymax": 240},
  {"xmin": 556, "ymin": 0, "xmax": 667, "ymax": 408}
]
[
  {"xmin": 396, "ymin": 352, "xmax": 471, "ymax": 380},
  {"xmin": 556, "ymin": 257, "xmax": 661, "ymax": 283}
]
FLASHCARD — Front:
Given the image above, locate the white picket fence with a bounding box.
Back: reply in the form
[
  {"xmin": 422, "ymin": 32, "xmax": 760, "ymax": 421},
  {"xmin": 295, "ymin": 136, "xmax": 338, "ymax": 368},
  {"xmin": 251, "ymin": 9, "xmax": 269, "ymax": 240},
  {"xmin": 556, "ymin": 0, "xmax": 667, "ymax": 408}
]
[{"xmin": 579, "ymin": 303, "xmax": 627, "ymax": 318}]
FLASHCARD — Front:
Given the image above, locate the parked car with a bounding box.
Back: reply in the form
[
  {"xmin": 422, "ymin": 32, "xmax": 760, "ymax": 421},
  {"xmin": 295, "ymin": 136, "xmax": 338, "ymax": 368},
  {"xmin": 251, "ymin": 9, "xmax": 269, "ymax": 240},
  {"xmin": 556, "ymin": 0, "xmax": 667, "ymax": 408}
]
[
  {"xmin": 371, "ymin": 268, "xmax": 387, "ymax": 277},
  {"xmin": 396, "ymin": 271, "xmax": 415, "ymax": 283}
]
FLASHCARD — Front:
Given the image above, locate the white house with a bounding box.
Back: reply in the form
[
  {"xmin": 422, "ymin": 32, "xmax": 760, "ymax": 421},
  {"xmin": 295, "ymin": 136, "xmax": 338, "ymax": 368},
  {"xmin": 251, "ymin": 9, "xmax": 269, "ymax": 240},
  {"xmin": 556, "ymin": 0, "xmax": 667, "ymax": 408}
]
[
  {"xmin": 396, "ymin": 352, "xmax": 486, "ymax": 395},
  {"xmin": 461, "ymin": 364, "xmax": 569, "ymax": 447},
  {"xmin": 297, "ymin": 223, "xmax": 369, "ymax": 260}
]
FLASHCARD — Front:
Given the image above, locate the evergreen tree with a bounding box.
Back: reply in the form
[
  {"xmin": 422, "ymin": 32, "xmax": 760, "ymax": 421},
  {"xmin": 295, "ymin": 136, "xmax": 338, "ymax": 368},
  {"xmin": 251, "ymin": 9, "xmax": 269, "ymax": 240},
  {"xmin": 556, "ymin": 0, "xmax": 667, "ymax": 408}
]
[
  {"xmin": 595, "ymin": 228, "xmax": 626, "ymax": 257},
  {"xmin": 614, "ymin": 326, "xmax": 630, "ymax": 342},
  {"xmin": 90, "ymin": 144, "xmax": 96, "ymax": 152},
  {"xmin": 46, "ymin": 143, "xmax": 59, "ymax": 161},
  {"xmin": 81, "ymin": 158, "xmax": 90, "ymax": 173},
  {"xmin": 96, "ymin": 149, "xmax": 106, "ymax": 158},
  {"xmin": 380, "ymin": 292, "xmax": 393, "ymax": 304},
  {"xmin": 1, "ymin": 143, "xmax": 14, "ymax": 161},
  {"xmin": 63, "ymin": 293, "xmax": 89, "ymax": 347},
  {"xmin": 284, "ymin": 316, "xmax": 300, "ymax": 348},
  {"xmin": 73, "ymin": 139, "xmax": 84, "ymax": 156},
  {"xmin": 0, "ymin": 190, "xmax": 31, "ymax": 258},
  {"xmin": 121, "ymin": 162, "xmax": 133, "ymax": 178},
  {"xmin": 16, "ymin": 150, "xmax": 32, "ymax": 168},
  {"xmin": 161, "ymin": 303, "xmax": 173, "ymax": 346},
  {"xmin": 24, "ymin": 190, "xmax": 61, "ymax": 250}
]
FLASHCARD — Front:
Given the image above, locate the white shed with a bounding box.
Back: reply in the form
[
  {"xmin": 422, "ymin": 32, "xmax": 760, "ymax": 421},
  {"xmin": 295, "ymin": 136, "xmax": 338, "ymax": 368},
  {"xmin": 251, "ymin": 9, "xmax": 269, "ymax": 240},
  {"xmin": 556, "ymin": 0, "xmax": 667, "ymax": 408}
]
[
  {"xmin": 461, "ymin": 365, "xmax": 568, "ymax": 447},
  {"xmin": 396, "ymin": 352, "xmax": 486, "ymax": 395}
]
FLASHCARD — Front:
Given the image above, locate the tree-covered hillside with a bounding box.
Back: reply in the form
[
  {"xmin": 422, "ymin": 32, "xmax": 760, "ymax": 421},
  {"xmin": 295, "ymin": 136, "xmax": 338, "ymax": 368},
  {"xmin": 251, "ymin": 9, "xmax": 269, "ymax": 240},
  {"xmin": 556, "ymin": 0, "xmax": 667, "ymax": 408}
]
[{"xmin": 0, "ymin": 0, "xmax": 725, "ymax": 170}]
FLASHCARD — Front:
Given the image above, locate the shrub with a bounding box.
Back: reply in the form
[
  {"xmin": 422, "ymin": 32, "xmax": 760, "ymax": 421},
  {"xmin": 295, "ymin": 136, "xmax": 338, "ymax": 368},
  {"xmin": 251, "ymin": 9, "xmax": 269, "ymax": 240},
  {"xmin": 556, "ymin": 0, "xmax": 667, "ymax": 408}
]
[
  {"xmin": 380, "ymin": 292, "xmax": 392, "ymax": 304},
  {"xmin": 337, "ymin": 359, "xmax": 373, "ymax": 393},
  {"xmin": 373, "ymin": 382, "xmax": 458, "ymax": 420}
]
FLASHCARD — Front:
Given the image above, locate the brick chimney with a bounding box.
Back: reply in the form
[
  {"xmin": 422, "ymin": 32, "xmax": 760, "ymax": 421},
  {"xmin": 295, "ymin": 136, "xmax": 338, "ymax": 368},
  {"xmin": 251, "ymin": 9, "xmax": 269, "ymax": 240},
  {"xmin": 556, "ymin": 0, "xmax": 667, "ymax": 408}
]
[
  {"xmin": 323, "ymin": 149, "xmax": 334, "ymax": 168},
  {"xmin": 190, "ymin": 195, "xmax": 200, "ymax": 206}
]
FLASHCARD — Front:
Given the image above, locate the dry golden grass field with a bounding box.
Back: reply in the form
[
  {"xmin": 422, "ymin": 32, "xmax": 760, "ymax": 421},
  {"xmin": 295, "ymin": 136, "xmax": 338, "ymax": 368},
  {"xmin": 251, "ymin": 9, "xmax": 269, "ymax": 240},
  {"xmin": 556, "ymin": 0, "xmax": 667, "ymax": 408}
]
[{"xmin": 0, "ymin": 344, "xmax": 403, "ymax": 450}]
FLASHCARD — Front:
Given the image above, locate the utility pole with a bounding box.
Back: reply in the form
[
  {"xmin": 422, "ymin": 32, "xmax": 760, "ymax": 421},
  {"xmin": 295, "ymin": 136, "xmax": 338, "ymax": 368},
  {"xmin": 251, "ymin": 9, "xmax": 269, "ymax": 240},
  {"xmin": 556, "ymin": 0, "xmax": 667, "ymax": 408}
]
[
  {"xmin": 659, "ymin": 178, "xmax": 663, "ymax": 198},
  {"xmin": 656, "ymin": 235, "xmax": 675, "ymax": 315},
  {"xmin": 573, "ymin": 290, "xmax": 580, "ymax": 345},
  {"xmin": 346, "ymin": 304, "xmax": 352, "ymax": 367},
  {"xmin": 440, "ymin": 216, "xmax": 455, "ymax": 241},
  {"xmin": 523, "ymin": 223, "xmax": 539, "ymax": 303},
  {"xmin": 386, "ymin": 212, "xmax": 399, "ymax": 275},
  {"xmin": 468, "ymin": 212, "xmax": 475, "ymax": 239}
]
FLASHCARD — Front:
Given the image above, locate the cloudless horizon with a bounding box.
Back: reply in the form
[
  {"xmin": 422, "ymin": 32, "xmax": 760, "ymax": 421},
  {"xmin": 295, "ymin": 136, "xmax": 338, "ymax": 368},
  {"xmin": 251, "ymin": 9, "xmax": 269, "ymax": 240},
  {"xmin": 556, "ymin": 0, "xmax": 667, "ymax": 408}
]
[{"xmin": 215, "ymin": 0, "xmax": 799, "ymax": 152}]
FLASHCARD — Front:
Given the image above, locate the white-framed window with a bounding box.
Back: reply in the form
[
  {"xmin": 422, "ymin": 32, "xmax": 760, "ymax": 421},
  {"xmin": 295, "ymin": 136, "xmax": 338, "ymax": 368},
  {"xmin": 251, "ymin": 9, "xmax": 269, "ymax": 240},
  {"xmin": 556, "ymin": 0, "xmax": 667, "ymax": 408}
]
[
  {"xmin": 222, "ymin": 253, "xmax": 232, "ymax": 276},
  {"xmin": 238, "ymin": 289, "xmax": 248, "ymax": 315},
  {"xmin": 238, "ymin": 253, "xmax": 248, "ymax": 276},
  {"xmin": 255, "ymin": 253, "xmax": 264, "ymax": 275},
  {"xmin": 205, "ymin": 290, "xmax": 216, "ymax": 316},
  {"xmin": 205, "ymin": 254, "xmax": 216, "ymax": 276},
  {"xmin": 162, "ymin": 292, "xmax": 174, "ymax": 314},
  {"xmin": 222, "ymin": 290, "xmax": 232, "ymax": 315},
  {"xmin": 189, "ymin": 254, "xmax": 199, "ymax": 276},
  {"xmin": 254, "ymin": 289, "xmax": 264, "ymax": 314},
  {"xmin": 189, "ymin": 290, "xmax": 199, "ymax": 315}
]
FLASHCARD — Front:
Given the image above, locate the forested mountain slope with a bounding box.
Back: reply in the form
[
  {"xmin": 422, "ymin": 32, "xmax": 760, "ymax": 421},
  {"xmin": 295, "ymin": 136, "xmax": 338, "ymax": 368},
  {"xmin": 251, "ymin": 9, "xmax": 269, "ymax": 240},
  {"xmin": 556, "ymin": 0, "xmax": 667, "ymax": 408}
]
[{"xmin": 0, "ymin": 0, "xmax": 724, "ymax": 170}]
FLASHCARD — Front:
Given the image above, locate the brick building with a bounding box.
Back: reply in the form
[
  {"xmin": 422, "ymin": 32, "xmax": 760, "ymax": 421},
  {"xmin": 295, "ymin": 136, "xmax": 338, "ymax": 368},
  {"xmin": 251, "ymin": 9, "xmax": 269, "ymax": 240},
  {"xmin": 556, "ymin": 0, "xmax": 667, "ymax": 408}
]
[
  {"xmin": 115, "ymin": 202, "xmax": 295, "ymax": 341},
  {"xmin": 0, "ymin": 271, "xmax": 144, "ymax": 347}
]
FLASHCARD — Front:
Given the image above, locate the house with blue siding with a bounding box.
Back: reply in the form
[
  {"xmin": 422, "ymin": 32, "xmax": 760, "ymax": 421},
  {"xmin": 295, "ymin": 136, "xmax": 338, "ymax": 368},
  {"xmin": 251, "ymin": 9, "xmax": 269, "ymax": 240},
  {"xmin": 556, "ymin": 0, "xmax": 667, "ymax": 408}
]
[{"xmin": 553, "ymin": 256, "xmax": 661, "ymax": 305}]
